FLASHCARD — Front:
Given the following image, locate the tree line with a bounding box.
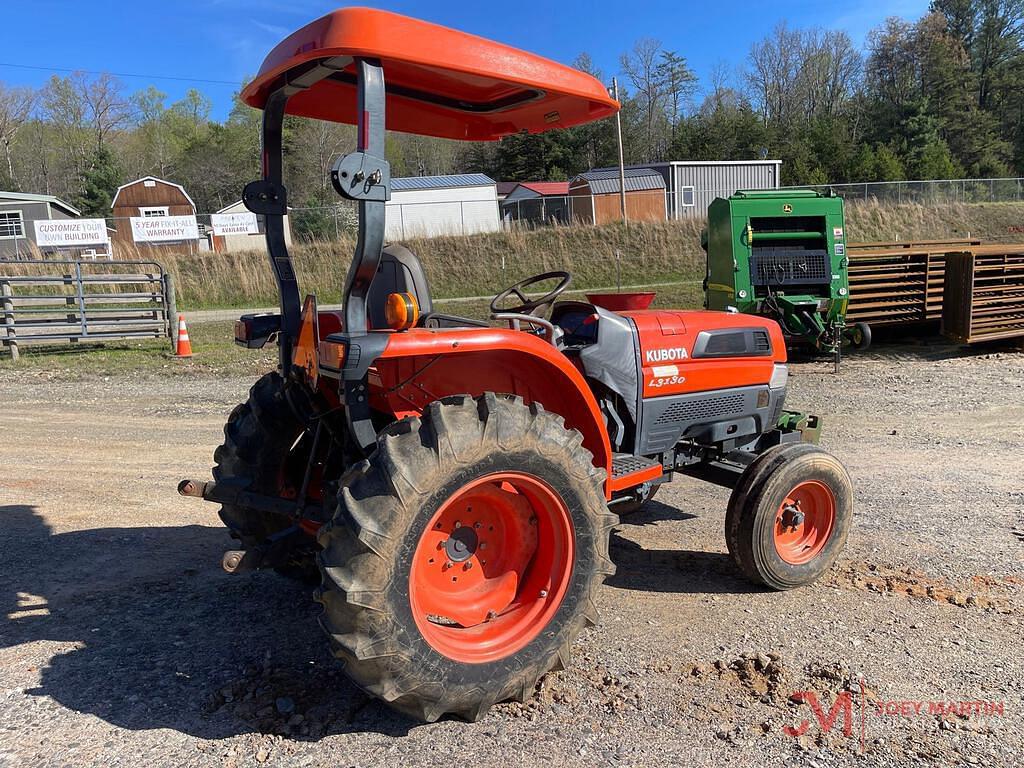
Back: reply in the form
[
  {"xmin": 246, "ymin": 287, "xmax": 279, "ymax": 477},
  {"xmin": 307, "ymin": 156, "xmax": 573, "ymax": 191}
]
[{"xmin": 0, "ymin": 1, "xmax": 1021, "ymax": 239}]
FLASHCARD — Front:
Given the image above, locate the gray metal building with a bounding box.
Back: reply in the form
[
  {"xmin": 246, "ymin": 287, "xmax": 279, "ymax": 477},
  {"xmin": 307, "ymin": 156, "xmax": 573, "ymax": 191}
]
[
  {"xmin": 0, "ymin": 191, "xmax": 80, "ymax": 259},
  {"xmin": 605, "ymin": 161, "xmax": 782, "ymax": 219}
]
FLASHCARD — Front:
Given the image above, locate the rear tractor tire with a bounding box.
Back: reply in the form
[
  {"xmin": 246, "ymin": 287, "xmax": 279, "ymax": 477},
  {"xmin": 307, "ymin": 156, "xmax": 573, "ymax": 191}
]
[
  {"xmin": 725, "ymin": 443, "xmax": 852, "ymax": 590},
  {"xmin": 213, "ymin": 372, "xmax": 322, "ymax": 582},
  {"xmin": 316, "ymin": 393, "xmax": 617, "ymax": 722}
]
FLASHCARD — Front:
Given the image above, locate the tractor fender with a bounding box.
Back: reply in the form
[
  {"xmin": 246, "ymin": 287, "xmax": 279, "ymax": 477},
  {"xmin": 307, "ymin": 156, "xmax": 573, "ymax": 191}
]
[{"xmin": 372, "ymin": 327, "xmax": 613, "ymax": 495}]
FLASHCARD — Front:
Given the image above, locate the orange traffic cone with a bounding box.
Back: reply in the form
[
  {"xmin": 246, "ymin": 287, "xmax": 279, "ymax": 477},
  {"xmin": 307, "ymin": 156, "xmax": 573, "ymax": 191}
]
[{"xmin": 175, "ymin": 314, "xmax": 193, "ymax": 358}]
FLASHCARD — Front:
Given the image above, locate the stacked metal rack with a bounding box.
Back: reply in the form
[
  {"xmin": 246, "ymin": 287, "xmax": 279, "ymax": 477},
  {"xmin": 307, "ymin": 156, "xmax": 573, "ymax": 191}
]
[
  {"xmin": 844, "ymin": 239, "xmax": 983, "ymax": 329},
  {"xmin": 942, "ymin": 245, "xmax": 1024, "ymax": 343}
]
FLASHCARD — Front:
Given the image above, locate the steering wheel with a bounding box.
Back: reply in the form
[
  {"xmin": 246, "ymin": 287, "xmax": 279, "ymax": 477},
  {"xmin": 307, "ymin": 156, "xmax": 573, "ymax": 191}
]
[{"xmin": 490, "ymin": 271, "xmax": 572, "ymax": 317}]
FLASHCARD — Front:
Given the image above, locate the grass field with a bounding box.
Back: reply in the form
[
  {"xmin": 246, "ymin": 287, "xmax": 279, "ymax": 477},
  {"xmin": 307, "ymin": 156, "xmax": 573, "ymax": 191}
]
[
  {"xmin": 110, "ymin": 200, "xmax": 1024, "ymax": 310},
  {"xmin": 3, "ymin": 199, "xmax": 1021, "ymax": 375}
]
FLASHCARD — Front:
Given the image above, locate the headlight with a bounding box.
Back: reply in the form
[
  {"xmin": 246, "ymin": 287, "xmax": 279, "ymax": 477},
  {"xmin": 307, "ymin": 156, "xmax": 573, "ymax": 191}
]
[{"xmin": 769, "ymin": 363, "xmax": 788, "ymax": 389}]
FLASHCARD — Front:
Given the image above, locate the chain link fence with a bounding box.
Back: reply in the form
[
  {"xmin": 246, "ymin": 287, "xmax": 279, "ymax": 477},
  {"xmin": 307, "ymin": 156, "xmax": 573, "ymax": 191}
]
[{"xmin": 790, "ymin": 177, "xmax": 1024, "ymax": 206}]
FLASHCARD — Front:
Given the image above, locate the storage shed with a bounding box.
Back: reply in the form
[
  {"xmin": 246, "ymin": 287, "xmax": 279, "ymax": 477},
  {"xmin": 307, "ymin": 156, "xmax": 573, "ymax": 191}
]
[
  {"xmin": 385, "ymin": 174, "xmax": 500, "ymax": 239},
  {"xmin": 568, "ymin": 168, "xmax": 666, "ymax": 225},
  {"xmin": 607, "ymin": 161, "xmax": 782, "ymax": 219},
  {"xmin": 502, "ymin": 182, "xmax": 570, "ymax": 225},
  {"xmin": 111, "ymin": 176, "xmax": 199, "ymax": 254},
  {"xmin": 0, "ymin": 191, "xmax": 81, "ymax": 259}
]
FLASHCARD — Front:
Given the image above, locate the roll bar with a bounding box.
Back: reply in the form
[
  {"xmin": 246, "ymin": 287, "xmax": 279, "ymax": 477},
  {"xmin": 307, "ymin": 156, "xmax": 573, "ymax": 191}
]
[{"xmin": 243, "ymin": 56, "xmax": 391, "ymax": 369}]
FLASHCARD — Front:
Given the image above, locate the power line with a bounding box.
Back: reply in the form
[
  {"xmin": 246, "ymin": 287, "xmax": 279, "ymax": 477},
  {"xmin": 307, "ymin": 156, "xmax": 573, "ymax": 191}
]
[{"xmin": 0, "ymin": 62, "xmax": 241, "ymax": 87}]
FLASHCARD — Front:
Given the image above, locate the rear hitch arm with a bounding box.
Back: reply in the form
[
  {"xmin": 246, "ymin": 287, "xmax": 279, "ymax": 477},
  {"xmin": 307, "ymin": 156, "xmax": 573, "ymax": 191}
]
[
  {"xmin": 177, "ymin": 478, "xmax": 323, "ymax": 521},
  {"xmin": 178, "ymin": 479, "xmax": 322, "ymax": 574},
  {"xmin": 221, "ymin": 525, "xmax": 308, "ymax": 574}
]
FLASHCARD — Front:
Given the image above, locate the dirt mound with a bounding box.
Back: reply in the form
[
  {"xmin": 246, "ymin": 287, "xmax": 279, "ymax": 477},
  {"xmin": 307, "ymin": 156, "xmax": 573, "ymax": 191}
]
[{"xmin": 832, "ymin": 560, "xmax": 1018, "ymax": 613}]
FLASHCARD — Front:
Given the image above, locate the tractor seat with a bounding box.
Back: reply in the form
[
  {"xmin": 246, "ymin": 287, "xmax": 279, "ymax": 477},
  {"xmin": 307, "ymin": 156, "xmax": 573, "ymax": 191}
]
[{"xmin": 367, "ymin": 243, "xmax": 434, "ymax": 328}]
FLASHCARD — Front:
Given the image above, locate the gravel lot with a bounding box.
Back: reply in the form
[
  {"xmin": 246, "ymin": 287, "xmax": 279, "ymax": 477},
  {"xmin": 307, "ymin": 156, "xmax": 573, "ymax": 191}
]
[{"xmin": 1, "ymin": 338, "xmax": 1023, "ymax": 767}]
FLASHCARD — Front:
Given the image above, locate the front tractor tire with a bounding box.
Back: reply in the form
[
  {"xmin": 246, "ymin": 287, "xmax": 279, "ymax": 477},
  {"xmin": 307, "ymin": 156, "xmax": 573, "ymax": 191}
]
[
  {"xmin": 316, "ymin": 393, "xmax": 617, "ymax": 722},
  {"xmin": 213, "ymin": 372, "xmax": 319, "ymax": 581},
  {"xmin": 725, "ymin": 443, "xmax": 852, "ymax": 591}
]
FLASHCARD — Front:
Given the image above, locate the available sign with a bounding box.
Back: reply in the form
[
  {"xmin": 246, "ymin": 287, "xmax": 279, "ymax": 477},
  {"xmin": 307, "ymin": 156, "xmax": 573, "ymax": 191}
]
[
  {"xmin": 34, "ymin": 218, "xmax": 109, "ymax": 248},
  {"xmin": 130, "ymin": 215, "xmax": 200, "ymax": 243},
  {"xmin": 211, "ymin": 211, "xmax": 259, "ymax": 236}
]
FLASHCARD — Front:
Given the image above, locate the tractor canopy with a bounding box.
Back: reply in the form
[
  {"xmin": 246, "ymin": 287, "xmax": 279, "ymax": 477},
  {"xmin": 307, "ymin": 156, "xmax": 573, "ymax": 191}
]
[{"xmin": 239, "ymin": 7, "xmax": 619, "ymax": 140}]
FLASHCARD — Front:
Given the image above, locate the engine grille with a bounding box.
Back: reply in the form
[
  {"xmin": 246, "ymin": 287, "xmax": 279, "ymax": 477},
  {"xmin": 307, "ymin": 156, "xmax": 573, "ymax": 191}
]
[
  {"xmin": 654, "ymin": 393, "xmax": 745, "ymax": 425},
  {"xmin": 751, "ymin": 247, "xmax": 830, "ymax": 287}
]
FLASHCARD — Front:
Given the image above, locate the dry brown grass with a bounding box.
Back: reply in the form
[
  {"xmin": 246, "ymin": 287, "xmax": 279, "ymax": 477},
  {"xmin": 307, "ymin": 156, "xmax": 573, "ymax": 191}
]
[
  {"xmin": 6, "ymin": 201, "xmax": 1022, "ymax": 309},
  {"xmin": 155, "ymin": 219, "xmax": 709, "ymax": 308}
]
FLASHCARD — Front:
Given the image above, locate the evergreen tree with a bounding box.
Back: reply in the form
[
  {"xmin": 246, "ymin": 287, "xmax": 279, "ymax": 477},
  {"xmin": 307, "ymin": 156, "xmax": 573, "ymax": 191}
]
[{"xmin": 75, "ymin": 146, "xmax": 121, "ymax": 216}]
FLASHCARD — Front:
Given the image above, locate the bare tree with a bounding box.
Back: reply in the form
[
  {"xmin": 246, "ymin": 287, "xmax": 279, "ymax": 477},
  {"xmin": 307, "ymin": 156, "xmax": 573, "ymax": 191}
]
[
  {"xmin": 81, "ymin": 73, "xmax": 132, "ymax": 153},
  {"xmin": 658, "ymin": 51, "xmax": 698, "ymax": 143},
  {"xmin": 865, "ymin": 18, "xmax": 919, "ymax": 110},
  {"xmin": 0, "ymin": 84, "xmax": 36, "ymax": 187},
  {"xmin": 746, "ymin": 22, "xmax": 803, "ymax": 126},
  {"xmin": 573, "ymin": 52, "xmax": 604, "ymax": 81},
  {"xmin": 705, "ymin": 60, "xmax": 733, "ymax": 113},
  {"xmin": 40, "ymin": 75, "xmax": 90, "ymax": 183},
  {"xmin": 620, "ymin": 37, "xmax": 666, "ymax": 159},
  {"xmin": 796, "ymin": 29, "xmax": 862, "ymax": 119}
]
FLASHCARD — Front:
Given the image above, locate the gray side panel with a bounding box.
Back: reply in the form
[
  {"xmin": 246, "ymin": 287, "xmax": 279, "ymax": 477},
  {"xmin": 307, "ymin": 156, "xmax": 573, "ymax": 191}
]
[
  {"xmin": 638, "ymin": 384, "xmax": 785, "ymax": 454},
  {"xmin": 577, "ymin": 306, "xmax": 640, "ymax": 423}
]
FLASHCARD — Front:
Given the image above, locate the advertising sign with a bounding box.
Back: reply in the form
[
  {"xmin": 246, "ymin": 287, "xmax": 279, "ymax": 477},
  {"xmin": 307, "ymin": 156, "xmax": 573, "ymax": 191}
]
[
  {"xmin": 34, "ymin": 218, "xmax": 109, "ymax": 248},
  {"xmin": 130, "ymin": 215, "xmax": 200, "ymax": 243},
  {"xmin": 211, "ymin": 211, "xmax": 259, "ymax": 236}
]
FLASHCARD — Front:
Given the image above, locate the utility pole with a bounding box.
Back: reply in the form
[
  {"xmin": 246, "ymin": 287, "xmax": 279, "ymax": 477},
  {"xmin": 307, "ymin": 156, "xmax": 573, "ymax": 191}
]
[{"xmin": 612, "ymin": 77, "xmax": 628, "ymax": 228}]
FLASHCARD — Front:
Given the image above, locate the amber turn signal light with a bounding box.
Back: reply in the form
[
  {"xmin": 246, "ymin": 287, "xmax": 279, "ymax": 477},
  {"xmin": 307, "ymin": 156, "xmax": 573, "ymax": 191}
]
[{"xmin": 385, "ymin": 291, "xmax": 419, "ymax": 330}]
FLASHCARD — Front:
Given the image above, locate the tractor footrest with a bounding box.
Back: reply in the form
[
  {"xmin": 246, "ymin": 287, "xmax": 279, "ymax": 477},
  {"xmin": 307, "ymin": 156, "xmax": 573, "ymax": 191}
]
[{"xmin": 609, "ymin": 453, "xmax": 663, "ymax": 492}]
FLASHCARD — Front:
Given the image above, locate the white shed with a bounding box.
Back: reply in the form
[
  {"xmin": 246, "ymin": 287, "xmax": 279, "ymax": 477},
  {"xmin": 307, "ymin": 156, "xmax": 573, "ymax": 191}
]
[
  {"xmin": 386, "ymin": 174, "xmax": 499, "ymax": 239},
  {"xmin": 210, "ymin": 200, "xmax": 293, "ymax": 254}
]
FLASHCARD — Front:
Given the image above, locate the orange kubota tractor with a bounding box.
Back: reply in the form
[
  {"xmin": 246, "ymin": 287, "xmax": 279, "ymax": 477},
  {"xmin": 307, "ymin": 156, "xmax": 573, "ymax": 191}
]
[{"xmin": 180, "ymin": 8, "xmax": 853, "ymax": 722}]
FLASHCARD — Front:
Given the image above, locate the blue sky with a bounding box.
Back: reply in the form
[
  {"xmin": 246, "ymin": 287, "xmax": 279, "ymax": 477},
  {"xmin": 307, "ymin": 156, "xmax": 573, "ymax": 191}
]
[{"xmin": 3, "ymin": 0, "xmax": 930, "ymax": 120}]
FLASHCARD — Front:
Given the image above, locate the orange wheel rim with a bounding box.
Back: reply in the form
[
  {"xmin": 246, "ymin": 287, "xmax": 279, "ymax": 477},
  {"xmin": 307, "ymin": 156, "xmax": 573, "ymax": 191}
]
[
  {"xmin": 409, "ymin": 472, "xmax": 574, "ymax": 664},
  {"xmin": 773, "ymin": 480, "xmax": 836, "ymax": 565}
]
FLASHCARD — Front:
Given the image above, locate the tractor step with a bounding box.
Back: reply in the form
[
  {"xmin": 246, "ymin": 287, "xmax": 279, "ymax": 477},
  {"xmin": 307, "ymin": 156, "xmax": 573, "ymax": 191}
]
[{"xmin": 609, "ymin": 453, "xmax": 663, "ymax": 492}]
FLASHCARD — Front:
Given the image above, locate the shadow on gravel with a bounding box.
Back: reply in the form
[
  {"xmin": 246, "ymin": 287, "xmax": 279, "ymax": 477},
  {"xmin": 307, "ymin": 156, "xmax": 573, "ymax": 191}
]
[
  {"xmin": 617, "ymin": 499, "xmax": 699, "ymax": 527},
  {"xmin": 606, "ymin": 529, "xmax": 761, "ymax": 595},
  {"xmin": 0, "ymin": 504, "xmax": 414, "ymax": 740}
]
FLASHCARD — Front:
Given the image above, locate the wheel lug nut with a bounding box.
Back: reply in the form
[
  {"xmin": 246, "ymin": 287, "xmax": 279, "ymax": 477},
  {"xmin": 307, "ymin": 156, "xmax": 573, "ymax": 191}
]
[
  {"xmin": 463, "ymin": 562, "xmax": 472, "ymax": 571},
  {"xmin": 444, "ymin": 560, "xmax": 453, "ymax": 569},
  {"xmin": 539, "ymin": 589, "xmax": 548, "ymax": 598},
  {"xmin": 480, "ymin": 542, "xmax": 487, "ymax": 550},
  {"xmin": 474, "ymin": 522, "xmax": 481, "ymax": 529},
  {"xmin": 487, "ymin": 610, "xmax": 497, "ymax": 620},
  {"xmin": 454, "ymin": 521, "xmax": 461, "ymax": 528}
]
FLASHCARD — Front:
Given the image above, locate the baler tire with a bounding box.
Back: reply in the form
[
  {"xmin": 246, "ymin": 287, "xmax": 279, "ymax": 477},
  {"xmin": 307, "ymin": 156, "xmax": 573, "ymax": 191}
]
[
  {"xmin": 213, "ymin": 371, "xmax": 318, "ymax": 583},
  {"xmin": 316, "ymin": 393, "xmax": 616, "ymax": 722},
  {"xmin": 725, "ymin": 443, "xmax": 852, "ymax": 590},
  {"xmin": 851, "ymin": 322, "xmax": 872, "ymax": 351}
]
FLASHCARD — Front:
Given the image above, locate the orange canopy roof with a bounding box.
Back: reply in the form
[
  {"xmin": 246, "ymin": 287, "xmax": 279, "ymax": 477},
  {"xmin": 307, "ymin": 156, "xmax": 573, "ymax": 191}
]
[{"xmin": 240, "ymin": 7, "xmax": 618, "ymax": 142}]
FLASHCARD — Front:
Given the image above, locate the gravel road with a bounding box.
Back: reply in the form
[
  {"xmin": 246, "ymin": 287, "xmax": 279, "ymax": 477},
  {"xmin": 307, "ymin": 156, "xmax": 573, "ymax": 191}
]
[{"xmin": 1, "ymin": 340, "xmax": 1022, "ymax": 767}]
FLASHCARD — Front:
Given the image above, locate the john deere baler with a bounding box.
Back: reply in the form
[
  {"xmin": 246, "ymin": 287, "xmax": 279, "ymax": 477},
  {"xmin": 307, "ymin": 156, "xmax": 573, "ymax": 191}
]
[{"xmin": 703, "ymin": 190, "xmax": 861, "ymax": 360}]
